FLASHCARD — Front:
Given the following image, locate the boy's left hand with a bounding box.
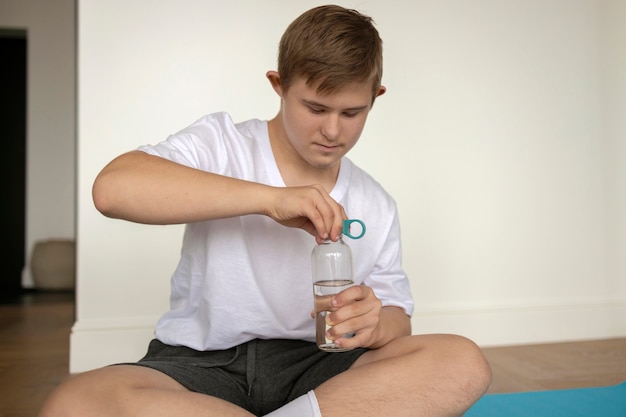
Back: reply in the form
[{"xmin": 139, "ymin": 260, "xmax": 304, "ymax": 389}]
[{"xmin": 323, "ymin": 285, "xmax": 383, "ymax": 349}]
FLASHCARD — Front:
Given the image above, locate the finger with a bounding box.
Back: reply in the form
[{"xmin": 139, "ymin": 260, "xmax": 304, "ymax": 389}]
[
  {"xmin": 268, "ymin": 186, "xmax": 336, "ymax": 241},
  {"xmin": 328, "ymin": 201, "xmax": 348, "ymax": 241},
  {"xmin": 298, "ymin": 219, "xmax": 320, "ymax": 240},
  {"xmin": 315, "ymin": 293, "xmax": 335, "ymax": 314},
  {"xmin": 292, "ymin": 189, "xmax": 332, "ymax": 241},
  {"xmin": 331, "ymin": 285, "xmax": 369, "ymax": 308},
  {"xmin": 325, "ymin": 316, "xmax": 373, "ymax": 349},
  {"xmin": 333, "ymin": 331, "xmax": 369, "ymax": 350},
  {"xmin": 307, "ymin": 184, "xmax": 349, "ymax": 242},
  {"xmin": 327, "ymin": 288, "xmax": 381, "ymax": 327},
  {"xmin": 324, "ymin": 317, "xmax": 357, "ymax": 342},
  {"xmin": 307, "ymin": 185, "xmax": 340, "ymax": 240},
  {"xmin": 327, "ymin": 311, "xmax": 379, "ymax": 349},
  {"xmin": 293, "ymin": 219, "xmax": 329, "ymax": 245},
  {"xmin": 326, "ymin": 301, "xmax": 365, "ymax": 327}
]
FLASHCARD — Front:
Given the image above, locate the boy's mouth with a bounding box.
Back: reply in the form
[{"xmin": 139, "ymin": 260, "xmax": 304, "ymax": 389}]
[{"xmin": 315, "ymin": 142, "xmax": 341, "ymax": 151}]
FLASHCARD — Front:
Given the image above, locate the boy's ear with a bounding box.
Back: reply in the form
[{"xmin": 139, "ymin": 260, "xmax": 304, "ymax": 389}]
[
  {"xmin": 266, "ymin": 71, "xmax": 284, "ymax": 96},
  {"xmin": 371, "ymin": 85, "xmax": 386, "ymax": 107}
]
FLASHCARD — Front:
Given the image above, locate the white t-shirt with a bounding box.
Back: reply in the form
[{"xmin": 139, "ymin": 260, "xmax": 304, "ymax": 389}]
[{"xmin": 138, "ymin": 112, "xmax": 414, "ymax": 351}]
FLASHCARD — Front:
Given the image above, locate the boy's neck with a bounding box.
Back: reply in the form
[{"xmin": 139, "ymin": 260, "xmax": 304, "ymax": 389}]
[{"xmin": 267, "ymin": 116, "xmax": 340, "ymax": 193}]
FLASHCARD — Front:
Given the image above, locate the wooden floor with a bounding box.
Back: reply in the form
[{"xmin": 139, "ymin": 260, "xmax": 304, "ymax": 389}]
[
  {"xmin": 483, "ymin": 337, "xmax": 626, "ymax": 393},
  {"xmin": 0, "ymin": 291, "xmax": 625, "ymax": 417},
  {"xmin": 0, "ymin": 291, "xmax": 74, "ymax": 417}
]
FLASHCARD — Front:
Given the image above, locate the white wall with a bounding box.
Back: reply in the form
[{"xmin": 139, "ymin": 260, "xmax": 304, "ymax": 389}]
[
  {"xmin": 0, "ymin": 0, "xmax": 76, "ymax": 287},
  {"xmin": 600, "ymin": 0, "xmax": 626, "ymax": 306},
  {"xmin": 73, "ymin": 0, "xmax": 626, "ymax": 372}
]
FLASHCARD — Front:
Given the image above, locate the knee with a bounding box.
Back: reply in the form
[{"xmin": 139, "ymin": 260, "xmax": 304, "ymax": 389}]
[
  {"xmin": 38, "ymin": 376, "xmax": 84, "ymax": 417},
  {"xmin": 39, "ymin": 370, "xmax": 122, "ymax": 417},
  {"xmin": 438, "ymin": 334, "xmax": 492, "ymax": 399}
]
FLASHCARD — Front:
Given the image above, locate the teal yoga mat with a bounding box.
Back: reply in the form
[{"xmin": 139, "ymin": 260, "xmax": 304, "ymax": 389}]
[{"xmin": 465, "ymin": 382, "xmax": 626, "ymax": 416}]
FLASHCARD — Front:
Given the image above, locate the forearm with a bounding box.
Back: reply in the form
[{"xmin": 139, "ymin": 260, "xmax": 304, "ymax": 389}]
[
  {"xmin": 92, "ymin": 151, "xmax": 275, "ymax": 224},
  {"xmin": 368, "ymin": 306, "xmax": 412, "ymax": 349}
]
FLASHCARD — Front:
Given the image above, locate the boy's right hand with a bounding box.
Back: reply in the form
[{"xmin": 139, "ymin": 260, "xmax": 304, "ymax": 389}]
[{"xmin": 265, "ymin": 184, "xmax": 347, "ymax": 244}]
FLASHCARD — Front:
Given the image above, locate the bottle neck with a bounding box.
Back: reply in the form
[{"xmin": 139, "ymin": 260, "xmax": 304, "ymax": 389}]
[{"xmin": 320, "ymin": 235, "xmax": 344, "ymax": 244}]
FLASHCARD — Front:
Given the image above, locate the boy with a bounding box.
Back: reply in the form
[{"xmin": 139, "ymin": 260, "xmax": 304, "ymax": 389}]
[{"xmin": 40, "ymin": 5, "xmax": 490, "ymax": 417}]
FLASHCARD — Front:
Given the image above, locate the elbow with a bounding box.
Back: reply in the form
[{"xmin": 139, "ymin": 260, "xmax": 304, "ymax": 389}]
[
  {"xmin": 92, "ymin": 173, "xmax": 117, "ymax": 218},
  {"xmin": 91, "ymin": 151, "xmax": 146, "ymax": 219}
]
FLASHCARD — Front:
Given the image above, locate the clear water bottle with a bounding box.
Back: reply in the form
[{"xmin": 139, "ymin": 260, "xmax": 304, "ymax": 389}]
[{"xmin": 312, "ymin": 219, "xmax": 365, "ymax": 352}]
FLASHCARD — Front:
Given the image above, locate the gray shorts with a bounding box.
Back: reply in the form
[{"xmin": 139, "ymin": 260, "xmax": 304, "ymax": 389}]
[{"xmin": 128, "ymin": 338, "xmax": 367, "ymax": 416}]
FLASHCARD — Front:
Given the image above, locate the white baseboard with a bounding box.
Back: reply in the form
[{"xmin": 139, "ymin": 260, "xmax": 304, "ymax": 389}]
[
  {"xmin": 411, "ymin": 296, "xmax": 626, "ymax": 347},
  {"xmin": 70, "ymin": 316, "xmax": 158, "ymax": 374},
  {"xmin": 69, "ymin": 297, "xmax": 626, "ymax": 374}
]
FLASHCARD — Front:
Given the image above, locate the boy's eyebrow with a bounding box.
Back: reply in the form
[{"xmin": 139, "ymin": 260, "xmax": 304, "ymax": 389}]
[{"xmin": 302, "ymin": 98, "xmax": 369, "ymax": 112}]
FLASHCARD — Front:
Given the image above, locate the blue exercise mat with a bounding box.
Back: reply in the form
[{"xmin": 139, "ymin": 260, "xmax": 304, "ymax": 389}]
[{"xmin": 465, "ymin": 382, "xmax": 626, "ymax": 416}]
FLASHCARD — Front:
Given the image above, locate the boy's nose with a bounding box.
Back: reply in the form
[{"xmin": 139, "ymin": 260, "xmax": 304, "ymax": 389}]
[{"xmin": 321, "ymin": 113, "xmax": 341, "ymax": 141}]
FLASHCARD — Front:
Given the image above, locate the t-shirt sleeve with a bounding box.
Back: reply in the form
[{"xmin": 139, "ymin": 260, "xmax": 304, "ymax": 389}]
[
  {"xmin": 363, "ymin": 207, "xmax": 414, "ymax": 317},
  {"xmin": 136, "ymin": 113, "xmax": 233, "ymax": 174}
]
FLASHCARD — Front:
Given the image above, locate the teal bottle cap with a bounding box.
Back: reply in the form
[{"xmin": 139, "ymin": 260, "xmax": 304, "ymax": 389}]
[{"xmin": 342, "ymin": 219, "xmax": 366, "ymax": 239}]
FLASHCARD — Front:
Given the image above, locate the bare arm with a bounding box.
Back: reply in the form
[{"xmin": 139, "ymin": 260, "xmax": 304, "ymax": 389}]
[{"xmin": 92, "ymin": 150, "xmax": 345, "ymax": 241}]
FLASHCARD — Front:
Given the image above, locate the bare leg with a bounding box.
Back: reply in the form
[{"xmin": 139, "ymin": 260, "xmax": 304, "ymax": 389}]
[
  {"xmin": 38, "ymin": 365, "xmax": 254, "ymax": 417},
  {"xmin": 314, "ymin": 334, "xmax": 492, "ymax": 417}
]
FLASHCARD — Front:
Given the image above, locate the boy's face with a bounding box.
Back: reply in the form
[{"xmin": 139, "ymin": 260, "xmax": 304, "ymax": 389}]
[{"xmin": 268, "ymin": 72, "xmax": 385, "ymax": 171}]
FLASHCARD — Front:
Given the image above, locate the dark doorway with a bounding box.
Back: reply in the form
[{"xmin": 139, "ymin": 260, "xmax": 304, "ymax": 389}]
[{"xmin": 0, "ymin": 29, "xmax": 27, "ymax": 293}]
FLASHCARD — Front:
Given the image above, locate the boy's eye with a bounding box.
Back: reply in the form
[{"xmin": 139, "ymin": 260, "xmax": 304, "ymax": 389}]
[{"xmin": 305, "ymin": 104, "xmax": 361, "ymax": 117}]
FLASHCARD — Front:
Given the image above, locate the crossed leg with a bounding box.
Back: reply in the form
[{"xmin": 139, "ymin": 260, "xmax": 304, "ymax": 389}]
[
  {"xmin": 315, "ymin": 333, "xmax": 492, "ymax": 417},
  {"xmin": 38, "ymin": 364, "xmax": 255, "ymax": 417},
  {"xmin": 39, "ymin": 333, "xmax": 490, "ymax": 417}
]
